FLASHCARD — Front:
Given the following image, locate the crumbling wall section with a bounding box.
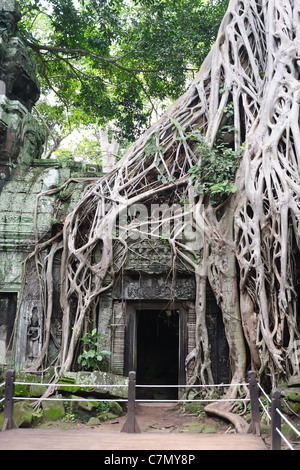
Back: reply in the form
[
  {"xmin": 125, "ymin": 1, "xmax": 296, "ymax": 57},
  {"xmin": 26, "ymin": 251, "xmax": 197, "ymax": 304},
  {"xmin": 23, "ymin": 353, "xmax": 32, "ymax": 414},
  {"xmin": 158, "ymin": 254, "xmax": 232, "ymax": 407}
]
[{"xmin": 0, "ymin": 1, "xmax": 102, "ymax": 369}]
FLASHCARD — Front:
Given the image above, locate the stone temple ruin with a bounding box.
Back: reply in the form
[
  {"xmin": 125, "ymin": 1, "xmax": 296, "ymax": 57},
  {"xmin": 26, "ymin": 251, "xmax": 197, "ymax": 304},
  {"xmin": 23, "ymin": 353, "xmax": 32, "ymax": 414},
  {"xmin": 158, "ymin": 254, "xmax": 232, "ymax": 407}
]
[
  {"xmin": 0, "ymin": 1, "xmax": 230, "ymax": 397},
  {"xmin": 0, "ymin": 0, "xmax": 101, "ymax": 367}
]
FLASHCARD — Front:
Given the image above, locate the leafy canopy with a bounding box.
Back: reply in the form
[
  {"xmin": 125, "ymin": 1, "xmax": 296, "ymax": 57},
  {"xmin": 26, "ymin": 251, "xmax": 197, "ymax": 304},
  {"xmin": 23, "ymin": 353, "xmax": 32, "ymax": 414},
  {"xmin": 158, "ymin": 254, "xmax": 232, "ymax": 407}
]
[{"xmin": 18, "ymin": 0, "xmax": 228, "ymax": 146}]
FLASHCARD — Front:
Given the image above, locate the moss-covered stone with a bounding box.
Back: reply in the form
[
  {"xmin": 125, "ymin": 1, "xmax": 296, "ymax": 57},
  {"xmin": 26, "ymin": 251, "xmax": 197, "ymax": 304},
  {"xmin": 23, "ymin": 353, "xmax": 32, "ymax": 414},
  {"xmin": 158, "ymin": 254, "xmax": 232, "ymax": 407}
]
[
  {"xmin": 14, "ymin": 371, "xmax": 50, "ymax": 397},
  {"xmin": 282, "ymin": 387, "xmax": 300, "ymax": 402},
  {"xmin": 87, "ymin": 417, "xmax": 101, "ymax": 426},
  {"xmin": 282, "ymin": 399, "xmax": 300, "ymax": 415},
  {"xmin": 57, "ymin": 377, "xmax": 84, "ymax": 394},
  {"xmin": 281, "ymin": 423, "xmax": 300, "ymax": 443},
  {"xmin": 42, "ymin": 396, "xmax": 65, "ymax": 420},
  {"xmin": 58, "ymin": 396, "xmax": 124, "ymax": 424},
  {"xmin": 201, "ymin": 423, "xmax": 220, "ymax": 433},
  {"xmin": 183, "ymin": 402, "xmax": 205, "ymax": 414},
  {"xmin": 77, "ymin": 398, "xmax": 96, "ymax": 411},
  {"xmin": 108, "ymin": 401, "xmax": 123, "ymax": 416},
  {"xmin": 30, "ymin": 384, "xmax": 48, "ymax": 397},
  {"xmin": 98, "ymin": 411, "xmax": 118, "ymax": 421},
  {"xmin": 180, "ymin": 421, "xmax": 205, "ymax": 433},
  {"xmin": 13, "ymin": 401, "xmax": 34, "ymax": 428},
  {"xmin": 61, "ymin": 371, "xmax": 128, "ymax": 398},
  {"xmin": 14, "ymin": 383, "xmax": 30, "ymax": 398}
]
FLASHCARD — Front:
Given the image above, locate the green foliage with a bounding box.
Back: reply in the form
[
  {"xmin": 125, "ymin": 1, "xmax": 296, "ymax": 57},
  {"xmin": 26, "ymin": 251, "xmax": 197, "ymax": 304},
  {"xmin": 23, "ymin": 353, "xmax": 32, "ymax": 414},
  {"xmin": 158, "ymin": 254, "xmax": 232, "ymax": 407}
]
[
  {"xmin": 145, "ymin": 131, "xmax": 176, "ymax": 183},
  {"xmin": 63, "ymin": 401, "xmax": 76, "ymax": 422},
  {"xmin": 145, "ymin": 132, "xmax": 166, "ymax": 157},
  {"xmin": 143, "ymin": 114, "xmax": 243, "ymax": 202},
  {"xmin": 97, "ymin": 401, "xmax": 110, "ymax": 414},
  {"xmin": 187, "ymin": 127, "xmax": 244, "ymax": 205},
  {"xmin": 54, "ymin": 133, "xmax": 103, "ymax": 163},
  {"xmin": 77, "ymin": 328, "xmax": 110, "ymax": 371},
  {"xmin": 18, "ymin": 0, "xmax": 229, "ymax": 146}
]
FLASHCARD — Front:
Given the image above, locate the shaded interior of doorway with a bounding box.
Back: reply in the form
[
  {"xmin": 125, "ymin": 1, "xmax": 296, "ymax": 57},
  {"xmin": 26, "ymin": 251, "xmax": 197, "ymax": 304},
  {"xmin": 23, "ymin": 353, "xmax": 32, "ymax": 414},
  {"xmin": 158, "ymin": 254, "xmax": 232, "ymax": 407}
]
[
  {"xmin": 136, "ymin": 309, "xmax": 179, "ymax": 399},
  {"xmin": 206, "ymin": 288, "xmax": 231, "ymax": 384},
  {"xmin": 0, "ymin": 292, "xmax": 17, "ymax": 354}
]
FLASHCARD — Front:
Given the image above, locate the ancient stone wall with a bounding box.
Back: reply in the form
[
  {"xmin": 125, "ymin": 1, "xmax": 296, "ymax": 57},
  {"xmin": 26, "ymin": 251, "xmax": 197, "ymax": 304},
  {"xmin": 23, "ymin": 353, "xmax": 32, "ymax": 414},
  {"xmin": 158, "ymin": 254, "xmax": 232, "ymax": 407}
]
[{"xmin": 0, "ymin": 1, "xmax": 102, "ymax": 368}]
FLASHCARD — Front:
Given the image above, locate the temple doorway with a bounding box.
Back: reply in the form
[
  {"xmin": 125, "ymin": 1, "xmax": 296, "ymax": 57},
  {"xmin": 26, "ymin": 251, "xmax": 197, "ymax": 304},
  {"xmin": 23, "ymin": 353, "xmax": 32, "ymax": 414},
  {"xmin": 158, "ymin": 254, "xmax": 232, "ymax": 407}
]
[
  {"xmin": 0, "ymin": 292, "xmax": 17, "ymax": 361},
  {"xmin": 124, "ymin": 301, "xmax": 187, "ymax": 399},
  {"xmin": 136, "ymin": 308, "xmax": 179, "ymax": 399}
]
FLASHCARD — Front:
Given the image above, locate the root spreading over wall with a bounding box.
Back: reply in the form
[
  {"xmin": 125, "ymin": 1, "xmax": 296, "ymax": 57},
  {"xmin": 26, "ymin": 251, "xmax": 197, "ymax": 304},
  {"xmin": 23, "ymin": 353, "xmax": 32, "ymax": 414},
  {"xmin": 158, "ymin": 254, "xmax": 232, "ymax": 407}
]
[{"xmin": 19, "ymin": 0, "xmax": 300, "ymax": 429}]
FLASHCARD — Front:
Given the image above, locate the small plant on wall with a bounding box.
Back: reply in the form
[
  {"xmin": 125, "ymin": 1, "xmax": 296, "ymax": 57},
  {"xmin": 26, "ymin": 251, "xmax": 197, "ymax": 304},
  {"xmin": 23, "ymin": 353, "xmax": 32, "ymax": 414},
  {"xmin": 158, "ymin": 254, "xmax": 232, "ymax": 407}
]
[{"xmin": 77, "ymin": 328, "xmax": 110, "ymax": 371}]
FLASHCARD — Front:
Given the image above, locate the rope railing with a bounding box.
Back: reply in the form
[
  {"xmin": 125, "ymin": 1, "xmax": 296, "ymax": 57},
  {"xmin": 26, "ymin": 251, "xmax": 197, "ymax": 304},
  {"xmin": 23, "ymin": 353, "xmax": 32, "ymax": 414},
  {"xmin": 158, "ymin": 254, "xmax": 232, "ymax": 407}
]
[
  {"xmin": 275, "ymin": 409, "xmax": 297, "ymax": 451},
  {"xmin": 135, "ymin": 383, "xmax": 249, "ymax": 387},
  {"xmin": 134, "ymin": 382, "xmax": 250, "ymax": 403},
  {"xmin": 257, "ymin": 382, "xmax": 300, "ymax": 450},
  {"xmin": 11, "ymin": 380, "xmax": 129, "ymax": 403},
  {"xmin": 119, "ymin": 371, "xmax": 262, "ymax": 434},
  {"xmin": 15, "ymin": 397, "xmax": 128, "ymax": 402},
  {"xmin": 1, "ymin": 368, "xmax": 299, "ymax": 449},
  {"xmin": 0, "ymin": 369, "xmax": 258, "ymax": 435},
  {"xmin": 14, "ymin": 382, "xmax": 128, "ymax": 388},
  {"xmin": 0, "ymin": 370, "xmax": 130, "ymax": 431},
  {"xmin": 0, "ymin": 382, "xmax": 5, "ymax": 404},
  {"xmin": 257, "ymin": 383, "xmax": 271, "ymax": 421},
  {"xmin": 12, "ymin": 380, "xmax": 128, "ymax": 403}
]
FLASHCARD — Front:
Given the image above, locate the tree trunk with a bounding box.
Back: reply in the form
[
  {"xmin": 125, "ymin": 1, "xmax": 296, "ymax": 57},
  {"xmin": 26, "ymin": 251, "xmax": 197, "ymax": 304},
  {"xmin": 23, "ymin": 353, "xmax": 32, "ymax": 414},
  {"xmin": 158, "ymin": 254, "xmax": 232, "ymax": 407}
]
[{"xmin": 99, "ymin": 128, "xmax": 119, "ymax": 173}]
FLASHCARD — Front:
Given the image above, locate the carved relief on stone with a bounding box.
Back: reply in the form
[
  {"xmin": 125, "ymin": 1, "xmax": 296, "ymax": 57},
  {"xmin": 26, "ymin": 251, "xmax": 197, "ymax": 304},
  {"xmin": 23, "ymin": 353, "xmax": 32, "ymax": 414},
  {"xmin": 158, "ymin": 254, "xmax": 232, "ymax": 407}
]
[
  {"xmin": 125, "ymin": 239, "xmax": 173, "ymax": 274},
  {"xmin": 114, "ymin": 275, "xmax": 195, "ymax": 300},
  {"xmin": 0, "ymin": 1, "xmax": 21, "ymax": 37},
  {"xmin": 2, "ymin": 36, "xmax": 40, "ymax": 111},
  {"xmin": 0, "ymin": 1, "xmax": 39, "ymax": 111},
  {"xmin": 26, "ymin": 306, "xmax": 41, "ymax": 360},
  {"xmin": 125, "ymin": 237, "xmax": 200, "ymax": 275},
  {"xmin": 0, "ymin": 0, "xmax": 44, "ymax": 174}
]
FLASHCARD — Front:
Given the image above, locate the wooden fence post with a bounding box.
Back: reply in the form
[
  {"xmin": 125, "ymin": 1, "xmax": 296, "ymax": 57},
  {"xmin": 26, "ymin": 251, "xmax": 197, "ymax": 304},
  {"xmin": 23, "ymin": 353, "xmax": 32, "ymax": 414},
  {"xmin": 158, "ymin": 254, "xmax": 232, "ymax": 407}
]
[
  {"xmin": 247, "ymin": 370, "xmax": 260, "ymax": 435},
  {"xmin": 2, "ymin": 369, "xmax": 17, "ymax": 431},
  {"xmin": 271, "ymin": 388, "xmax": 281, "ymax": 450},
  {"xmin": 121, "ymin": 371, "xmax": 141, "ymax": 433}
]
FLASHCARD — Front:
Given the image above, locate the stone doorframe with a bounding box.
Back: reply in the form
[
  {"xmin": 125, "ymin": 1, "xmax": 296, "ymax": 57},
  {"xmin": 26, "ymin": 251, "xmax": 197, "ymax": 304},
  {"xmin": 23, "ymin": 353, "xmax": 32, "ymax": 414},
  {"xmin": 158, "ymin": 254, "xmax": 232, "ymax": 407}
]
[
  {"xmin": 97, "ymin": 274, "xmax": 197, "ymax": 381},
  {"xmin": 123, "ymin": 300, "xmax": 188, "ymax": 387}
]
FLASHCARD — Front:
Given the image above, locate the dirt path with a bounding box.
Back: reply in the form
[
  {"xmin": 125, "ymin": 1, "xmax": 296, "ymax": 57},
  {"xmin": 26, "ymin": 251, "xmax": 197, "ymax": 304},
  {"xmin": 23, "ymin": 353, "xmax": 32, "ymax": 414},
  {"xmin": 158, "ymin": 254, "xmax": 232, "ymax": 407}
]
[
  {"xmin": 22, "ymin": 402, "xmax": 230, "ymax": 434},
  {"xmin": 103, "ymin": 403, "xmax": 206, "ymax": 433}
]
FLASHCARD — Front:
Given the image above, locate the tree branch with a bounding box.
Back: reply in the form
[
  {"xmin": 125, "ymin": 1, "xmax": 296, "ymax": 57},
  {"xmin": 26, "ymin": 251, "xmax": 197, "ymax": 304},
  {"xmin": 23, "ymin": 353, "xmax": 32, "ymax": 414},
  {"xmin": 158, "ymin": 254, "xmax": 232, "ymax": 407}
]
[{"xmin": 24, "ymin": 39, "xmax": 161, "ymax": 74}]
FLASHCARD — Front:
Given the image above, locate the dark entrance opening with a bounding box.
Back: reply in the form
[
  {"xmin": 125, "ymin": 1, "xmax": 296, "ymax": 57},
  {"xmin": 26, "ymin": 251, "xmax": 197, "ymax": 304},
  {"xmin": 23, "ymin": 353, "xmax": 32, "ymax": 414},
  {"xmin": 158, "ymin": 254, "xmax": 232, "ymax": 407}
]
[
  {"xmin": 136, "ymin": 309, "xmax": 179, "ymax": 399},
  {"xmin": 0, "ymin": 292, "xmax": 17, "ymax": 355},
  {"xmin": 206, "ymin": 286, "xmax": 231, "ymax": 384}
]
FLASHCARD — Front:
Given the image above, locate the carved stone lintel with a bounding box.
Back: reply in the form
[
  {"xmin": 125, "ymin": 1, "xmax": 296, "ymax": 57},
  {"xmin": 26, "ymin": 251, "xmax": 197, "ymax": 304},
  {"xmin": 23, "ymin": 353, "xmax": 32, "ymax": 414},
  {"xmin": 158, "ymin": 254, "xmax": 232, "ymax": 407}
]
[{"xmin": 114, "ymin": 275, "xmax": 195, "ymax": 300}]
